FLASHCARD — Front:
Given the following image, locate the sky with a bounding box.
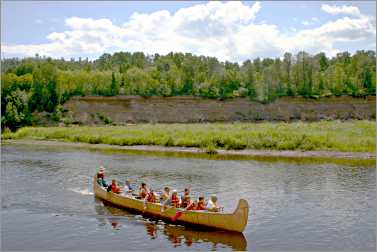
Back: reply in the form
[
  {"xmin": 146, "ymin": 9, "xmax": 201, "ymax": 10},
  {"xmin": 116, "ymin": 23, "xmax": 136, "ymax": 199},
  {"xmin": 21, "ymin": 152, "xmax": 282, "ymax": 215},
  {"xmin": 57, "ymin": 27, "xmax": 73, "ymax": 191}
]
[{"xmin": 1, "ymin": 1, "xmax": 376, "ymax": 62}]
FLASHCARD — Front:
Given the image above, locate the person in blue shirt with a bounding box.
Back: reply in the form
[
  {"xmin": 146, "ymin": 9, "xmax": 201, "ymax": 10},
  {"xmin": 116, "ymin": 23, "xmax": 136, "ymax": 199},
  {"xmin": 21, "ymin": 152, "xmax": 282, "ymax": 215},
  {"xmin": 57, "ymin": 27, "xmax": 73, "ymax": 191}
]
[{"xmin": 123, "ymin": 180, "xmax": 134, "ymax": 194}]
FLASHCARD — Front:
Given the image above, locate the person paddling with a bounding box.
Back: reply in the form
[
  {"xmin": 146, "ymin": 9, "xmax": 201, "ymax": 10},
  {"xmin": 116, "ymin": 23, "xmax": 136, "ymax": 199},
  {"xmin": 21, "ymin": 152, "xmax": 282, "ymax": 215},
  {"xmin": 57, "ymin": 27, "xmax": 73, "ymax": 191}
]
[
  {"xmin": 207, "ymin": 195, "xmax": 221, "ymax": 212},
  {"xmin": 196, "ymin": 196, "xmax": 206, "ymax": 210},
  {"xmin": 170, "ymin": 190, "xmax": 181, "ymax": 208},
  {"xmin": 123, "ymin": 180, "xmax": 134, "ymax": 194},
  {"xmin": 139, "ymin": 182, "xmax": 149, "ymax": 199},
  {"xmin": 160, "ymin": 187, "xmax": 170, "ymax": 202},
  {"xmin": 97, "ymin": 166, "xmax": 105, "ymax": 179},
  {"xmin": 108, "ymin": 179, "xmax": 122, "ymax": 194},
  {"xmin": 180, "ymin": 188, "xmax": 191, "ymax": 208},
  {"xmin": 96, "ymin": 166, "xmax": 108, "ymax": 187},
  {"xmin": 145, "ymin": 189, "xmax": 157, "ymax": 203}
]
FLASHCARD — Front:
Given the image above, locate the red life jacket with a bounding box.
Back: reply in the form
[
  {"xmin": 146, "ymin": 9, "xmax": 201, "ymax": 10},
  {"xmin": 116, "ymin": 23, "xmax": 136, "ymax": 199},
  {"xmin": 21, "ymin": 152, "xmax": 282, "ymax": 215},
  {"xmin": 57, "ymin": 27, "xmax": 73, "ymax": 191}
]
[
  {"xmin": 181, "ymin": 196, "xmax": 190, "ymax": 208},
  {"xmin": 111, "ymin": 183, "xmax": 120, "ymax": 193},
  {"xmin": 171, "ymin": 194, "xmax": 180, "ymax": 207},
  {"xmin": 196, "ymin": 201, "xmax": 206, "ymax": 210},
  {"xmin": 146, "ymin": 192, "xmax": 156, "ymax": 203}
]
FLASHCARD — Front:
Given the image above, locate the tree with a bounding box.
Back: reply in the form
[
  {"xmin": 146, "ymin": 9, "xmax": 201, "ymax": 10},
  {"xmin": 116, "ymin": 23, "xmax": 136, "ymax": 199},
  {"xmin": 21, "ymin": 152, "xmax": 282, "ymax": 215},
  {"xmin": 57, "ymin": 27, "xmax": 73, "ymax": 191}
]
[{"xmin": 110, "ymin": 72, "xmax": 119, "ymax": 96}]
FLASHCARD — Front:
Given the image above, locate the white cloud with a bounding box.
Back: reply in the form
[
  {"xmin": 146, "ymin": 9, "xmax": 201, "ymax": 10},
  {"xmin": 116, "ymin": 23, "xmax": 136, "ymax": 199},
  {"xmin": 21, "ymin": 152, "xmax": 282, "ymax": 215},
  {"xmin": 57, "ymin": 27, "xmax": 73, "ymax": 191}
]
[
  {"xmin": 302, "ymin": 17, "xmax": 319, "ymax": 26},
  {"xmin": 321, "ymin": 4, "xmax": 361, "ymax": 17},
  {"xmin": 2, "ymin": 2, "xmax": 376, "ymax": 61}
]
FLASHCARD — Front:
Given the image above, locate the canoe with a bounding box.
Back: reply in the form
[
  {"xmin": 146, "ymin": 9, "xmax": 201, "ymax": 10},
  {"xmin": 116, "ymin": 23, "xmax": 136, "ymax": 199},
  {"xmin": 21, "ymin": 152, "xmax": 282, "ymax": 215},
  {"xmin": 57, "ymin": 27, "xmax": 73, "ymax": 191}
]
[{"xmin": 93, "ymin": 177, "xmax": 249, "ymax": 233}]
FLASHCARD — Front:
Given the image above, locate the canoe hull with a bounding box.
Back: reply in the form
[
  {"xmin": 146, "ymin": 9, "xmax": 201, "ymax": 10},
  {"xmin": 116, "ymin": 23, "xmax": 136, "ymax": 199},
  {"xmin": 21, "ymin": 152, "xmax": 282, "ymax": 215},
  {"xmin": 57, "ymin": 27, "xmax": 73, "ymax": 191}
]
[{"xmin": 94, "ymin": 178, "xmax": 249, "ymax": 232}]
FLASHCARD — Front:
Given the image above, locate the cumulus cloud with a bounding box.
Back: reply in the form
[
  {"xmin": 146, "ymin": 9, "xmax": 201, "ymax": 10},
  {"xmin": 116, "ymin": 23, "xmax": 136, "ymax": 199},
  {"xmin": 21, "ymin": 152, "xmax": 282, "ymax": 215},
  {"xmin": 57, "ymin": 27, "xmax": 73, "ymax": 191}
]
[
  {"xmin": 2, "ymin": 2, "xmax": 376, "ymax": 61},
  {"xmin": 321, "ymin": 4, "xmax": 361, "ymax": 17}
]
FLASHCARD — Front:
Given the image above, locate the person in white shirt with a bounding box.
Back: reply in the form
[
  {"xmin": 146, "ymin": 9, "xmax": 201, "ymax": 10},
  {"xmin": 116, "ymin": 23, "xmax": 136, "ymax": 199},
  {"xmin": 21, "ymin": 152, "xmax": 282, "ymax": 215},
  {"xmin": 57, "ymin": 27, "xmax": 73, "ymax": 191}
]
[{"xmin": 207, "ymin": 195, "xmax": 221, "ymax": 212}]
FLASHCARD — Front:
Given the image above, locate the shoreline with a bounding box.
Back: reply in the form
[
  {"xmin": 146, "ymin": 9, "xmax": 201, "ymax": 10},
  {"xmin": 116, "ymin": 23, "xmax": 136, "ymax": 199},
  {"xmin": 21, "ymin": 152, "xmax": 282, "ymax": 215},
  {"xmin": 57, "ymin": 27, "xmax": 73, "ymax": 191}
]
[{"xmin": 3, "ymin": 139, "xmax": 375, "ymax": 160}]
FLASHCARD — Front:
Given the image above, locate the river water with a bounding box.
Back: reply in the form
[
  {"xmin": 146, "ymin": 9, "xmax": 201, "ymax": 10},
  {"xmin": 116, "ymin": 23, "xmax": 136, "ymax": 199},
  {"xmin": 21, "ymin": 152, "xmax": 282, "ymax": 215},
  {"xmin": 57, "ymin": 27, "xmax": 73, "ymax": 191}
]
[{"xmin": 1, "ymin": 144, "xmax": 375, "ymax": 251}]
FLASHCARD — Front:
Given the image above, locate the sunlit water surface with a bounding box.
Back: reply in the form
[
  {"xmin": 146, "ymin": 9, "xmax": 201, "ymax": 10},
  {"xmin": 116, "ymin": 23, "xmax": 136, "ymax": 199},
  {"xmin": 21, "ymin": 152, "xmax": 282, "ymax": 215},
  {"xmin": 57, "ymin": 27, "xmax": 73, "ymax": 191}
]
[{"xmin": 1, "ymin": 144, "xmax": 375, "ymax": 251}]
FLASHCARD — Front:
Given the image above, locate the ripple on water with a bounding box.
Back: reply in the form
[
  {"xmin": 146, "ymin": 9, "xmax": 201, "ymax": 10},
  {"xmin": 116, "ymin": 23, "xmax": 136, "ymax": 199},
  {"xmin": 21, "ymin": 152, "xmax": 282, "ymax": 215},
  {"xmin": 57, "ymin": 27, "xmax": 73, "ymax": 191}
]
[{"xmin": 1, "ymin": 144, "xmax": 375, "ymax": 251}]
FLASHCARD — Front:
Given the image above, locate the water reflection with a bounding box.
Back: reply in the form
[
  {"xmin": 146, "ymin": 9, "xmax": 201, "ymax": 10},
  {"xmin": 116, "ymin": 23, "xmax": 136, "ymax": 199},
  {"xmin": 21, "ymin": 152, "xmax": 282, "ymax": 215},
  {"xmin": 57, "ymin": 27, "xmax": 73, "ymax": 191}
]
[{"xmin": 95, "ymin": 198, "xmax": 247, "ymax": 251}]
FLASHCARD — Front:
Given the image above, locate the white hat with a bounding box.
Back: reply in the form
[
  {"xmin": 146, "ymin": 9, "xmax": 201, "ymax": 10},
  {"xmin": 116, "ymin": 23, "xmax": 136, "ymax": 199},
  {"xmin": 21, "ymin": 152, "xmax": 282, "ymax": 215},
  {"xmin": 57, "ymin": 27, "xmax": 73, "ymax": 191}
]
[{"xmin": 99, "ymin": 166, "xmax": 105, "ymax": 171}]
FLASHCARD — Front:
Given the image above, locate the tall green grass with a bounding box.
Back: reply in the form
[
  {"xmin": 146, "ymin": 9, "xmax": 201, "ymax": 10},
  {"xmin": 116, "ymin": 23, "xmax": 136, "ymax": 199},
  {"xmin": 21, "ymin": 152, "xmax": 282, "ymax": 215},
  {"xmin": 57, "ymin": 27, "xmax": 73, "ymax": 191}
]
[{"xmin": 2, "ymin": 121, "xmax": 375, "ymax": 153}]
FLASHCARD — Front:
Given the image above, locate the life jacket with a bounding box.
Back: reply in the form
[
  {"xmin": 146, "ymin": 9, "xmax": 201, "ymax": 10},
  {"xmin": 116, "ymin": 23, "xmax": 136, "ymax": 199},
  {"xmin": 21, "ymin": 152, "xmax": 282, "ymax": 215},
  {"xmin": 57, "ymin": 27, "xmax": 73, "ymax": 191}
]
[
  {"xmin": 111, "ymin": 183, "xmax": 120, "ymax": 193},
  {"xmin": 196, "ymin": 201, "xmax": 206, "ymax": 210},
  {"xmin": 146, "ymin": 192, "xmax": 156, "ymax": 203},
  {"xmin": 181, "ymin": 195, "xmax": 190, "ymax": 208},
  {"xmin": 171, "ymin": 194, "xmax": 180, "ymax": 208},
  {"xmin": 186, "ymin": 202, "xmax": 196, "ymax": 210},
  {"xmin": 140, "ymin": 188, "xmax": 148, "ymax": 199}
]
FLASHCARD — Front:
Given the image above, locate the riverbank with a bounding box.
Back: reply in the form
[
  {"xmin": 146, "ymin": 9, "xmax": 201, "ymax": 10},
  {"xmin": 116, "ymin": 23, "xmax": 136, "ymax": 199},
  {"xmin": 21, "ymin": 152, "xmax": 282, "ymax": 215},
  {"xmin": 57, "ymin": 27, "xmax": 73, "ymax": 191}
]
[
  {"xmin": 2, "ymin": 139, "xmax": 375, "ymax": 168},
  {"xmin": 3, "ymin": 139, "xmax": 375, "ymax": 160},
  {"xmin": 2, "ymin": 121, "xmax": 375, "ymax": 153}
]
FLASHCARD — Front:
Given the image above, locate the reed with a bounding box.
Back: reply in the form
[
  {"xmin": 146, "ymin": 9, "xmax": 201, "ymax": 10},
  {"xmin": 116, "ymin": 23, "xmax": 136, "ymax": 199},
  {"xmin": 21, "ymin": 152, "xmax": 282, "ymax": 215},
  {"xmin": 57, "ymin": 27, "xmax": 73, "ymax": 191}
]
[{"xmin": 2, "ymin": 120, "xmax": 375, "ymax": 153}]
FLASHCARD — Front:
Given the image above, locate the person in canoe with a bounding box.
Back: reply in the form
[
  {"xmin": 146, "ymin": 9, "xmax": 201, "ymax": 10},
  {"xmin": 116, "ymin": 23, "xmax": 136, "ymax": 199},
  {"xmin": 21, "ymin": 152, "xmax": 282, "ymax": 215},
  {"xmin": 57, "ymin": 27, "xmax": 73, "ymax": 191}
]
[
  {"xmin": 180, "ymin": 188, "xmax": 191, "ymax": 208},
  {"xmin": 108, "ymin": 179, "xmax": 122, "ymax": 194},
  {"xmin": 170, "ymin": 190, "xmax": 181, "ymax": 208},
  {"xmin": 159, "ymin": 187, "xmax": 170, "ymax": 202},
  {"xmin": 145, "ymin": 189, "xmax": 157, "ymax": 203},
  {"xmin": 207, "ymin": 195, "xmax": 221, "ymax": 212},
  {"xmin": 196, "ymin": 196, "xmax": 207, "ymax": 210},
  {"xmin": 96, "ymin": 166, "xmax": 108, "ymax": 187},
  {"xmin": 184, "ymin": 197, "xmax": 206, "ymax": 211},
  {"xmin": 184, "ymin": 197, "xmax": 196, "ymax": 210},
  {"xmin": 123, "ymin": 180, "xmax": 134, "ymax": 194},
  {"xmin": 161, "ymin": 189, "xmax": 180, "ymax": 212},
  {"xmin": 139, "ymin": 182, "xmax": 149, "ymax": 199}
]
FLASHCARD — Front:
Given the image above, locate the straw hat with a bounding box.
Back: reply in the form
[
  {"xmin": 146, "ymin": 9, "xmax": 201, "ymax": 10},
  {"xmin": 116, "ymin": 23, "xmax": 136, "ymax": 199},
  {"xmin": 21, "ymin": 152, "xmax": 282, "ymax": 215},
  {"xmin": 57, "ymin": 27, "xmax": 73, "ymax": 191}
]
[{"xmin": 99, "ymin": 166, "xmax": 105, "ymax": 171}]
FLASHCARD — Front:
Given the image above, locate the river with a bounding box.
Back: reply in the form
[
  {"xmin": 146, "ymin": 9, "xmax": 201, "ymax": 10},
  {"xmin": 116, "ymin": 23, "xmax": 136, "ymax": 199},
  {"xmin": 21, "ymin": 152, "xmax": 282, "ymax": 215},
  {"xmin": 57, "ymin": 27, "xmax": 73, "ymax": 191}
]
[{"xmin": 1, "ymin": 144, "xmax": 375, "ymax": 251}]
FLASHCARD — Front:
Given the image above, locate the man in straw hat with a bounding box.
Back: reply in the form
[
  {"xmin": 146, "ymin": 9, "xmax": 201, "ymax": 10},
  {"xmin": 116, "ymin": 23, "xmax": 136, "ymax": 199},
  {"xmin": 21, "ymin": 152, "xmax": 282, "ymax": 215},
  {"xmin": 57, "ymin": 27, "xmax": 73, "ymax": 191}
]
[{"xmin": 96, "ymin": 166, "xmax": 107, "ymax": 187}]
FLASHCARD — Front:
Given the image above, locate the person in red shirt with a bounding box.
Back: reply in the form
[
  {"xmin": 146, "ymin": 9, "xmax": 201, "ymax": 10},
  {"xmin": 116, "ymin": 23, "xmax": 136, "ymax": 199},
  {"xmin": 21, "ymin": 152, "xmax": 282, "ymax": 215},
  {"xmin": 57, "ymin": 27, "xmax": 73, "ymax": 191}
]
[
  {"xmin": 180, "ymin": 188, "xmax": 191, "ymax": 208},
  {"xmin": 145, "ymin": 189, "xmax": 157, "ymax": 203},
  {"xmin": 184, "ymin": 197, "xmax": 196, "ymax": 210},
  {"xmin": 139, "ymin": 182, "xmax": 149, "ymax": 199},
  {"xmin": 110, "ymin": 179, "xmax": 122, "ymax": 194},
  {"xmin": 196, "ymin": 196, "xmax": 206, "ymax": 210},
  {"xmin": 170, "ymin": 190, "xmax": 180, "ymax": 208}
]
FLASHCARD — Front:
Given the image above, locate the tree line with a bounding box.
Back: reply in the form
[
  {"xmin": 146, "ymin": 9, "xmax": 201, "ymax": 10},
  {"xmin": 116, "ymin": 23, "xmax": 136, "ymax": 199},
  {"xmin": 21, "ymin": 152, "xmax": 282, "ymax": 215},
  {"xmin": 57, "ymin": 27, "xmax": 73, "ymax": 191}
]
[{"xmin": 1, "ymin": 50, "xmax": 376, "ymax": 130}]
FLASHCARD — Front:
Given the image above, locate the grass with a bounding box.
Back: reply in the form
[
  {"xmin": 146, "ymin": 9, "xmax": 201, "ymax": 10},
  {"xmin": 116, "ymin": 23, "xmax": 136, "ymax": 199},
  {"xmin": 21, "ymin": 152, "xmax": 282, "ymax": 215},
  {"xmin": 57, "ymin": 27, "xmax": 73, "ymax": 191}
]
[{"xmin": 2, "ymin": 120, "xmax": 376, "ymax": 153}]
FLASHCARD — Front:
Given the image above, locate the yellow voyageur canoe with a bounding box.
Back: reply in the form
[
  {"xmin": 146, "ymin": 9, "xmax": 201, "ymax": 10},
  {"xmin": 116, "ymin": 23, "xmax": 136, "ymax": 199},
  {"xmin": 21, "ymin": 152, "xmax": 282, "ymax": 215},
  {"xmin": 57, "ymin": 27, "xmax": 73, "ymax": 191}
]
[{"xmin": 93, "ymin": 177, "xmax": 249, "ymax": 233}]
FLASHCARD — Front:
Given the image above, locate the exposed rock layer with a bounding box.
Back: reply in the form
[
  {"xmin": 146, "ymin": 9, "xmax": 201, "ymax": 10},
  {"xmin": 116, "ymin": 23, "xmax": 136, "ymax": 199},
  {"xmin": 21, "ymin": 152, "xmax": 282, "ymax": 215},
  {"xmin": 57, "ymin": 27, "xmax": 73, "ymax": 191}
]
[{"xmin": 64, "ymin": 96, "xmax": 376, "ymax": 124}]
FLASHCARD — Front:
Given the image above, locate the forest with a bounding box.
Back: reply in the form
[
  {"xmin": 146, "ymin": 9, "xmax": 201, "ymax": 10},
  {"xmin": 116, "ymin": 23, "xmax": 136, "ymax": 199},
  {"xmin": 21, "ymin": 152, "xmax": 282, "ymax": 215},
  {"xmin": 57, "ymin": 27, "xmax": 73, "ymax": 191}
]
[{"xmin": 1, "ymin": 50, "xmax": 376, "ymax": 130}]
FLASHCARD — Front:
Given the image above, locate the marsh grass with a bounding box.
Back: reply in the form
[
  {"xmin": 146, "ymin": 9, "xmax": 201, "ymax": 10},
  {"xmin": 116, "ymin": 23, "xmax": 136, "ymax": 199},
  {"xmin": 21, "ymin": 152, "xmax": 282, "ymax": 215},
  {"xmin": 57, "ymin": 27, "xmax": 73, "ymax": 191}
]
[{"xmin": 2, "ymin": 120, "xmax": 375, "ymax": 153}]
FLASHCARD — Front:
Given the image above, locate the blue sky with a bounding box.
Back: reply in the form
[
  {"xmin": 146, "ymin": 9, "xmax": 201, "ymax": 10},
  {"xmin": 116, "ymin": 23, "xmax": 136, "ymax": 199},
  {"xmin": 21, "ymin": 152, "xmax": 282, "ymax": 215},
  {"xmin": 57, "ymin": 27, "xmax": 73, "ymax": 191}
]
[{"xmin": 2, "ymin": 1, "xmax": 376, "ymax": 62}]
